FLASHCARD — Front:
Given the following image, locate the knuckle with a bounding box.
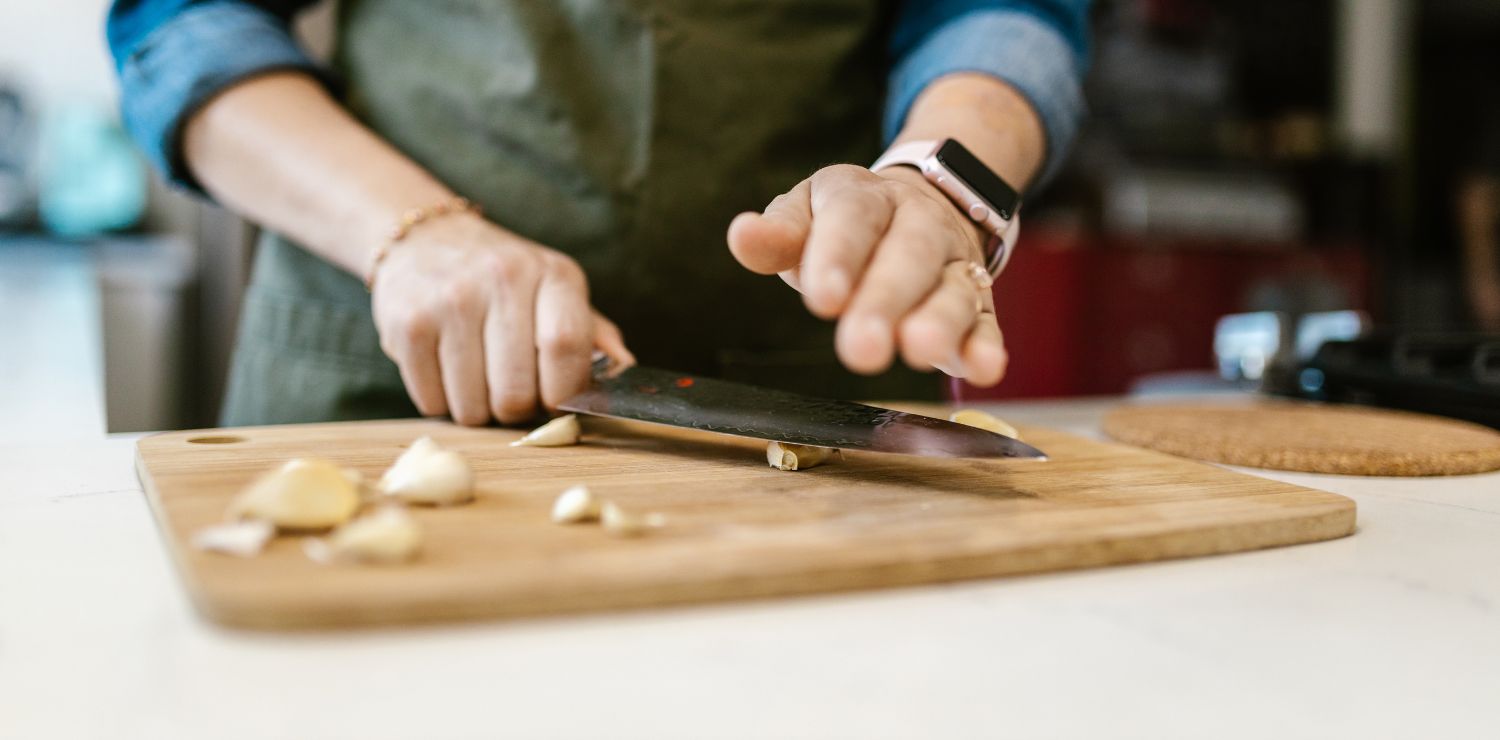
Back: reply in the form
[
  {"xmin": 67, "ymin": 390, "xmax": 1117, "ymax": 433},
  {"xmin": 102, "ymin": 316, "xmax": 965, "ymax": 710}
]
[
  {"xmin": 452, "ymin": 404, "xmax": 490, "ymax": 427},
  {"xmin": 394, "ymin": 314, "xmax": 438, "ymax": 346},
  {"xmin": 544, "ymin": 254, "xmax": 587, "ymax": 287},
  {"xmin": 492, "ymin": 392, "xmax": 536, "ymax": 424},
  {"xmin": 439, "ymin": 281, "xmax": 483, "ymax": 315},
  {"xmin": 822, "ymin": 163, "xmax": 869, "ymax": 181},
  {"xmin": 539, "ymin": 323, "xmax": 590, "ymax": 358},
  {"xmin": 481, "ymin": 251, "xmax": 537, "ymax": 284}
]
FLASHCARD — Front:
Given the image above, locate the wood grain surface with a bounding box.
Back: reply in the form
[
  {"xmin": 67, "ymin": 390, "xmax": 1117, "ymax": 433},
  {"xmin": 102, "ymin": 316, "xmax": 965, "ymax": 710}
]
[
  {"xmin": 136, "ymin": 409, "xmax": 1356, "ymax": 630},
  {"xmin": 1103, "ymin": 401, "xmax": 1500, "ymax": 476}
]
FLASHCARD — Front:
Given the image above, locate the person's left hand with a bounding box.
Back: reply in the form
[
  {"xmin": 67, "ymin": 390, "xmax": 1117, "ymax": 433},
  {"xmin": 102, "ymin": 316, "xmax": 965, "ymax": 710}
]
[{"xmin": 727, "ymin": 163, "xmax": 1008, "ymax": 387}]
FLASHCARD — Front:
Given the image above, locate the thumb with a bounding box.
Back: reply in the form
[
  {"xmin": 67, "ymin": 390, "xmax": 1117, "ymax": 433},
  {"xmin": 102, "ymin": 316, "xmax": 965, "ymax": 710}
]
[{"xmin": 727, "ymin": 180, "xmax": 812, "ymax": 275}]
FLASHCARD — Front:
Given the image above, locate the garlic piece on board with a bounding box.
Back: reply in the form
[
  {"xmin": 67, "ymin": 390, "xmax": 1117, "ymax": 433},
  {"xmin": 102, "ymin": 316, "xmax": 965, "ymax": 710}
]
[
  {"xmin": 601, "ymin": 501, "xmax": 665, "ymax": 538},
  {"xmin": 551, "ymin": 484, "xmax": 602, "ymax": 524},
  {"xmin": 229, "ymin": 458, "xmax": 361, "ymax": 530},
  {"xmin": 192, "ymin": 519, "xmax": 275, "ymax": 558},
  {"xmin": 510, "ymin": 414, "xmax": 581, "ymax": 447},
  {"xmin": 766, "ymin": 441, "xmax": 837, "ymax": 471},
  {"xmin": 305, "ymin": 506, "xmax": 422, "ymax": 565},
  {"xmin": 948, "ymin": 409, "xmax": 1021, "ymax": 439},
  {"xmin": 379, "ymin": 436, "xmax": 475, "ymax": 505}
]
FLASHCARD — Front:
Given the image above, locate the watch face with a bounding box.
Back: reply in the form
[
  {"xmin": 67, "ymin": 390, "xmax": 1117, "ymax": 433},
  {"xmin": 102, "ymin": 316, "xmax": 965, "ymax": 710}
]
[{"xmin": 935, "ymin": 139, "xmax": 1019, "ymax": 220}]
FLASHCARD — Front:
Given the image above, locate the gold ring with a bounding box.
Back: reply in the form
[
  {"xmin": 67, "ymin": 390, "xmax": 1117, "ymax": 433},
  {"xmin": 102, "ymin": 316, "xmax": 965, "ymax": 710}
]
[{"xmin": 964, "ymin": 260, "xmax": 994, "ymax": 290}]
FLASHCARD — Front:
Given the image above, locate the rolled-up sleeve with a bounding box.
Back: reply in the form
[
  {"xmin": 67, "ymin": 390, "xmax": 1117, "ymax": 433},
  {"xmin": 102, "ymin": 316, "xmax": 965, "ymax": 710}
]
[
  {"xmin": 887, "ymin": 0, "xmax": 1091, "ymax": 190},
  {"xmin": 107, "ymin": 1, "xmax": 325, "ymax": 193}
]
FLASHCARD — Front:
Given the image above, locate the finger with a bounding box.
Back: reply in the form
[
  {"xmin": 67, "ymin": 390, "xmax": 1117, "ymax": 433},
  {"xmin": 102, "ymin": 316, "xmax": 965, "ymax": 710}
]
[
  {"xmin": 959, "ymin": 310, "xmax": 1009, "ymax": 388},
  {"xmin": 534, "ymin": 261, "xmax": 594, "ymax": 411},
  {"xmin": 726, "ymin": 180, "xmax": 812, "ymax": 275},
  {"xmin": 836, "ymin": 202, "xmax": 952, "ymax": 374},
  {"xmin": 591, "ymin": 311, "xmax": 636, "ymax": 367},
  {"xmin": 483, "ymin": 274, "xmax": 541, "ymax": 425},
  {"xmin": 438, "ymin": 308, "xmax": 490, "ymax": 426},
  {"xmin": 800, "ymin": 182, "xmax": 892, "ymax": 318},
  {"xmin": 898, "ymin": 261, "xmax": 984, "ymax": 374},
  {"xmin": 391, "ymin": 321, "xmax": 447, "ymax": 417}
]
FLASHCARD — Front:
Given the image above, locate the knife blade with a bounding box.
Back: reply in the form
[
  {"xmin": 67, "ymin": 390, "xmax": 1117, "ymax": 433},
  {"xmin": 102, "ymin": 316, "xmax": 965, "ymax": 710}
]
[{"xmin": 558, "ymin": 363, "xmax": 1046, "ymax": 460}]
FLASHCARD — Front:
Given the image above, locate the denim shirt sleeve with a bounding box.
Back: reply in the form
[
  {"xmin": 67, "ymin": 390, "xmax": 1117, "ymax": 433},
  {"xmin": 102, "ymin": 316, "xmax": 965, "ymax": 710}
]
[
  {"xmin": 106, "ymin": 0, "xmax": 325, "ymax": 193},
  {"xmin": 888, "ymin": 0, "xmax": 1092, "ymax": 191}
]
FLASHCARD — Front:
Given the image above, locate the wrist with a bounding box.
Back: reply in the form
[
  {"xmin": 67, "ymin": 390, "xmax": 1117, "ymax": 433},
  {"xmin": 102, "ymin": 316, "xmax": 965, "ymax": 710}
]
[
  {"xmin": 364, "ymin": 196, "xmax": 484, "ymax": 289},
  {"xmin": 876, "ymin": 164, "xmax": 988, "ymax": 255}
]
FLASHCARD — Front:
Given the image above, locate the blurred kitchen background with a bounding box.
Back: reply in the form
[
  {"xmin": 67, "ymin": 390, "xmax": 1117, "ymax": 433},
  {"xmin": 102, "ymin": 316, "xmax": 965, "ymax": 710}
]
[{"xmin": 2, "ymin": 0, "xmax": 1498, "ymax": 436}]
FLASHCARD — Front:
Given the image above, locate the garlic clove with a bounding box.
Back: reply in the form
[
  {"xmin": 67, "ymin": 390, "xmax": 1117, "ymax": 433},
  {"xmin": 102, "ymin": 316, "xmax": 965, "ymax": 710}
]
[
  {"xmin": 192, "ymin": 519, "xmax": 275, "ymax": 558},
  {"xmin": 379, "ymin": 436, "xmax": 475, "ymax": 505},
  {"xmin": 766, "ymin": 441, "xmax": 837, "ymax": 471},
  {"xmin": 600, "ymin": 501, "xmax": 664, "ymax": 538},
  {"xmin": 306, "ymin": 506, "xmax": 422, "ymax": 565},
  {"xmin": 510, "ymin": 414, "xmax": 581, "ymax": 447},
  {"xmin": 228, "ymin": 458, "xmax": 362, "ymax": 530},
  {"xmin": 949, "ymin": 409, "xmax": 1021, "ymax": 439},
  {"xmin": 551, "ymin": 484, "xmax": 601, "ymax": 524}
]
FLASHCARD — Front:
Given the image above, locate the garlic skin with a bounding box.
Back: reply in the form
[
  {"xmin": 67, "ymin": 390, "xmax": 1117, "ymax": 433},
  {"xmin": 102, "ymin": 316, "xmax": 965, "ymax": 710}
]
[
  {"xmin": 551, "ymin": 484, "xmax": 601, "ymax": 524},
  {"xmin": 948, "ymin": 409, "xmax": 1021, "ymax": 439},
  {"xmin": 510, "ymin": 414, "xmax": 581, "ymax": 447},
  {"xmin": 601, "ymin": 501, "xmax": 665, "ymax": 538},
  {"xmin": 766, "ymin": 441, "xmax": 837, "ymax": 471},
  {"xmin": 379, "ymin": 436, "xmax": 475, "ymax": 505},
  {"xmin": 229, "ymin": 458, "xmax": 361, "ymax": 530},
  {"xmin": 192, "ymin": 519, "xmax": 275, "ymax": 558},
  {"xmin": 305, "ymin": 506, "xmax": 422, "ymax": 565}
]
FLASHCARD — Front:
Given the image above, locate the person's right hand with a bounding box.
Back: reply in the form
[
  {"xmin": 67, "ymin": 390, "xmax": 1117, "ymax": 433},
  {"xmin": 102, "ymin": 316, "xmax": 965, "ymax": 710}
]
[{"xmin": 369, "ymin": 212, "xmax": 633, "ymax": 426}]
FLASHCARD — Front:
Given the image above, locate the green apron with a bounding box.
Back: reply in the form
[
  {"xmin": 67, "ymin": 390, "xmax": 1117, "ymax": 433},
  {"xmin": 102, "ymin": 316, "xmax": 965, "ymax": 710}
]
[{"xmin": 221, "ymin": 0, "xmax": 936, "ymax": 427}]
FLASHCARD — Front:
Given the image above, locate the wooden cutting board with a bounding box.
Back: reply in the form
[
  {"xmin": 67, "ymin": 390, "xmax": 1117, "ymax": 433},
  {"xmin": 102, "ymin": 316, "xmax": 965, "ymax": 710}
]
[{"xmin": 136, "ymin": 409, "xmax": 1356, "ymax": 630}]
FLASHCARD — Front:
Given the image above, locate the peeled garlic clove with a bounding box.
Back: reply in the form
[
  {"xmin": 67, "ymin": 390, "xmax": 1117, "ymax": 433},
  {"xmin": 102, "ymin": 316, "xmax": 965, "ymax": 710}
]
[
  {"xmin": 510, "ymin": 414, "xmax": 581, "ymax": 447},
  {"xmin": 766, "ymin": 441, "xmax": 837, "ymax": 471},
  {"xmin": 306, "ymin": 506, "xmax": 422, "ymax": 565},
  {"xmin": 601, "ymin": 501, "xmax": 664, "ymax": 538},
  {"xmin": 192, "ymin": 519, "xmax": 275, "ymax": 558},
  {"xmin": 551, "ymin": 484, "xmax": 601, "ymax": 524},
  {"xmin": 379, "ymin": 436, "xmax": 475, "ymax": 505},
  {"xmin": 949, "ymin": 409, "xmax": 1021, "ymax": 439},
  {"xmin": 229, "ymin": 458, "xmax": 361, "ymax": 530}
]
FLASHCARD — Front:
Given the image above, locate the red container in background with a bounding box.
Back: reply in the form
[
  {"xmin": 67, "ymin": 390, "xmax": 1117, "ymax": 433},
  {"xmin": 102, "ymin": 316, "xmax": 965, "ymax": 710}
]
[{"xmin": 953, "ymin": 228, "xmax": 1372, "ymax": 401}]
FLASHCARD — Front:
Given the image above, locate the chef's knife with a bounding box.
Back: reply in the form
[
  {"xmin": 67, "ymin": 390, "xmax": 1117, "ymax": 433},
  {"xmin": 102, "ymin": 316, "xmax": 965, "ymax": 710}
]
[{"xmin": 559, "ymin": 362, "xmax": 1046, "ymax": 460}]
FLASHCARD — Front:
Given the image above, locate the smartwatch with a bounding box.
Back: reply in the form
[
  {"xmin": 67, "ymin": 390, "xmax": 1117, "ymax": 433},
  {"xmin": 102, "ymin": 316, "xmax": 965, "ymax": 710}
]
[{"xmin": 871, "ymin": 138, "xmax": 1023, "ymax": 278}]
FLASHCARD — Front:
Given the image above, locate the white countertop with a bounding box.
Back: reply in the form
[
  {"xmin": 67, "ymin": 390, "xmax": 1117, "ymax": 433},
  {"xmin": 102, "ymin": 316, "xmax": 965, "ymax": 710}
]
[{"xmin": 3, "ymin": 398, "xmax": 1498, "ymax": 739}]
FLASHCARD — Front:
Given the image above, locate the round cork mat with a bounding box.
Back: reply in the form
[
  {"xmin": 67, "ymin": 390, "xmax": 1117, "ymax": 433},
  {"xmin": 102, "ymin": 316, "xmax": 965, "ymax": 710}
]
[{"xmin": 1101, "ymin": 401, "xmax": 1500, "ymax": 476}]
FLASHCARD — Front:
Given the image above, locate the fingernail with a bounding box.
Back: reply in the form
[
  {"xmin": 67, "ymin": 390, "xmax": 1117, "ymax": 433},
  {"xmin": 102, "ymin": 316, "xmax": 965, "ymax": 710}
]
[{"xmin": 943, "ymin": 351, "xmax": 968, "ymax": 379}]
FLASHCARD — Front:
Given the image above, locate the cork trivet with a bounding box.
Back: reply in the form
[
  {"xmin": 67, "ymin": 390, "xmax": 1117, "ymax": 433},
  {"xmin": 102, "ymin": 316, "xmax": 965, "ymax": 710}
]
[{"xmin": 1102, "ymin": 401, "xmax": 1500, "ymax": 476}]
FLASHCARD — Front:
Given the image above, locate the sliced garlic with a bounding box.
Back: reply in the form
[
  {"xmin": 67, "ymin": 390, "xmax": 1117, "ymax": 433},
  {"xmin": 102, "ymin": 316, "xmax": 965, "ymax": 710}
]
[
  {"xmin": 551, "ymin": 484, "xmax": 601, "ymax": 524},
  {"xmin": 191, "ymin": 519, "xmax": 275, "ymax": 558},
  {"xmin": 229, "ymin": 458, "xmax": 361, "ymax": 530},
  {"xmin": 601, "ymin": 501, "xmax": 664, "ymax": 538},
  {"xmin": 949, "ymin": 409, "xmax": 1021, "ymax": 439},
  {"xmin": 305, "ymin": 506, "xmax": 422, "ymax": 565},
  {"xmin": 510, "ymin": 414, "xmax": 581, "ymax": 447},
  {"xmin": 766, "ymin": 441, "xmax": 837, "ymax": 471},
  {"xmin": 379, "ymin": 436, "xmax": 475, "ymax": 505}
]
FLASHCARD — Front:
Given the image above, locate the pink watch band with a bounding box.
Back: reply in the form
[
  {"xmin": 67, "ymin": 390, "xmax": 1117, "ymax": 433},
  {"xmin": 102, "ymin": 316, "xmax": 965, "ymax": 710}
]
[{"xmin": 871, "ymin": 141, "xmax": 1022, "ymax": 277}]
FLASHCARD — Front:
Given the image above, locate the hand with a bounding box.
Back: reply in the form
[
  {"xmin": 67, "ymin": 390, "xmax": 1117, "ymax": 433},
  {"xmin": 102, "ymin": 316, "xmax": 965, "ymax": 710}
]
[
  {"xmin": 1469, "ymin": 272, "xmax": 1500, "ymax": 332},
  {"xmin": 370, "ymin": 213, "xmax": 634, "ymax": 426},
  {"xmin": 726, "ymin": 164, "xmax": 1008, "ymax": 386}
]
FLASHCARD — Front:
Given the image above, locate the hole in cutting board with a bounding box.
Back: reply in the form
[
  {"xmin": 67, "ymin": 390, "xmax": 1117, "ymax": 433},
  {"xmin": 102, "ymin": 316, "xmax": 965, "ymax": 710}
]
[{"xmin": 186, "ymin": 435, "xmax": 246, "ymax": 445}]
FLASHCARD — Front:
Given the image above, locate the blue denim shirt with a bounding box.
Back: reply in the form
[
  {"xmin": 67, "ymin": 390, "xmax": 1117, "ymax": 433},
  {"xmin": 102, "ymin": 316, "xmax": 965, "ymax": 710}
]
[{"xmin": 107, "ymin": 0, "xmax": 1089, "ymax": 194}]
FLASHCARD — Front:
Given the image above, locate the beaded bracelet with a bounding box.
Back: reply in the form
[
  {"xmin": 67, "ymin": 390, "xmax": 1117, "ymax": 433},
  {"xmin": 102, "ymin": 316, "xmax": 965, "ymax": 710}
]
[{"xmin": 364, "ymin": 196, "xmax": 482, "ymax": 290}]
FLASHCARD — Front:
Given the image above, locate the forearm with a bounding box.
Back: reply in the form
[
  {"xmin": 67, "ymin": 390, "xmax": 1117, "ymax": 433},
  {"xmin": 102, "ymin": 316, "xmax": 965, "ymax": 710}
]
[
  {"xmin": 182, "ymin": 71, "xmax": 458, "ymax": 277},
  {"xmin": 889, "ymin": 72, "xmax": 1046, "ymax": 193},
  {"xmin": 1458, "ymin": 175, "xmax": 1500, "ymax": 277}
]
